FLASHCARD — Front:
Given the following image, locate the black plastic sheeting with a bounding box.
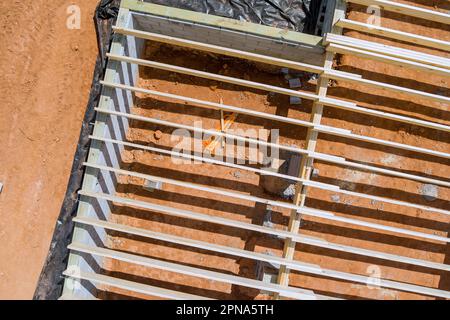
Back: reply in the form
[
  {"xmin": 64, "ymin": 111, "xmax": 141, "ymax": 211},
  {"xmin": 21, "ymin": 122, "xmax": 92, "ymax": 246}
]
[
  {"xmin": 33, "ymin": 0, "xmax": 120, "ymax": 300},
  {"xmin": 146, "ymin": 0, "xmax": 323, "ymax": 34}
]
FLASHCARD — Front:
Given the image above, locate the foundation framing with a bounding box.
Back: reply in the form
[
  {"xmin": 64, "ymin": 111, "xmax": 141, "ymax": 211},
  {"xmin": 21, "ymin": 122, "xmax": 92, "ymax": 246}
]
[{"xmin": 61, "ymin": 0, "xmax": 450, "ymax": 300}]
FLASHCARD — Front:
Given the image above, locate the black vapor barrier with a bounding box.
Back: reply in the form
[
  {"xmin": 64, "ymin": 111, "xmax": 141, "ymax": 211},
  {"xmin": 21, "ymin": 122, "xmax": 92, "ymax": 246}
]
[
  {"xmin": 33, "ymin": 0, "xmax": 120, "ymax": 300},
  {"xmin": 145, "ymin": 0, "xmax": 325, "ymax": 34}
]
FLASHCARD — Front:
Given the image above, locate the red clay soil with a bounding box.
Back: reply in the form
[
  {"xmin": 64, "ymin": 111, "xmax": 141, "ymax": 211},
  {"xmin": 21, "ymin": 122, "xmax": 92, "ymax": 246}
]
[
  {"xmin": 99, "ymin": 4, "xmax": 450, "ymax": 299},
  {"xmin": 0, "ymin": 0, "xmax": 98, "ymax": 299}
]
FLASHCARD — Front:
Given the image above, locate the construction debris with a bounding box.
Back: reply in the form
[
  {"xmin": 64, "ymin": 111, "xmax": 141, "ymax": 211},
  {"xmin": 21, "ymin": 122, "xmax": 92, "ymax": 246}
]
[
  {"xmin": 420, "ymin": 184, "xmax": 439, "ymax": 202},
  {"xmin": 288, "ymin": 78, "xmax": 302, "ymax": 88}
]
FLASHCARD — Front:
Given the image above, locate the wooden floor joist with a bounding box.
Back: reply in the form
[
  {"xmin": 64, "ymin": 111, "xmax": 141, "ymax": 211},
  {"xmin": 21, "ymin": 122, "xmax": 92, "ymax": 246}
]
[
  {"xmin": 85, "ymin": 161, "xmax": 450, "ymax": 218},
  {"xmin": 324, "ymin": 69, "xmax": 450, "ymax": 105},
  {"xmin": 81, "ymin": 163, "xmax": 450, "ymax": 271},
  {"xmin": 346, "ymin": 0, "xmax": 450, "ymax": 25},
  {"xmin": 89, "ymin": 135, "xmax": 341, "ymax": 190},
  {"xmin": 80, "ymin": 189, "xmax": 450, "ymax": 257},
  {"xmin": 73, "ymin": 216, "xmax": 450, "ymax": 298},
  {"xmin": 63, "ymin": 270, "xmax": 211, "ymax": 300},
  {"xmin": 93, "ymin": 107, "xmax": 347, "ymax": 165},
  {"xmin": 335, "ymin": 18, "xmax": 450, "ymax": 52},
  {"xmin": 89, "ymin": 137, "xmax": 450, "ymax": 217},
  {"xmin": 325, "ymin": 33, "xmax": 450, "ymax": 69},
  {"xmin": 101, "ymin": 81, "xmax": 450, "ymax": 161},
  {"xmin": 71, "ymin": 218, "xmax": 450, "ymax": 299},
  {"xmin": 68, "ymin": 242, "xmax": 328, "ymax": 300},
  {"xmin": 76, "ymin": 210, "xmax": 450, "ymax": 274},
  {"xmin": 108, "ymin": 53, "xmax": 450, "ymax": 132},
  {"xmin": 95, "ymin": 107, "xmax": 450, "ymax": 187},
  {"xmin": 319, "ymin": 96, "xmax": 450, "ymax": 132},
  {"xmin": 326, "ymin": 43, "xmax": 450, "ymax": 77}
]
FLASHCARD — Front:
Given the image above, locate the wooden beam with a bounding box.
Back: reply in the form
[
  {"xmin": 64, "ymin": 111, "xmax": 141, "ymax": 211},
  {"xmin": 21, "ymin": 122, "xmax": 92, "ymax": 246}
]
[
  {"xmin": 88, "ymin": 137, "xmax": 450, "ymax": 216},
  {"xmin": 112, "ymin": 26, "xmax": 325, "ymax": 74},
  {"xmin": 313, "ymin": 125, "xmax": 450, "ymax": 162},
  {"xmin": 95, "ymin": 107, "xmax": 450, "ymax": 187},
  {"xmin": 81, "ymin": 164, "xmax": 450, "ymax": 271},
  {"xmin": 325, "ymin": 33, "xmax": 450, "ymax": 69},
  {"xmin": 319, "ymin": 96, "xmax": 449, "ymax": 132},
  {"xmin": 298, "ymin": 205, "xmax": 450, "ymax": 243},
  {"xmin": 63, "ymin": 270, "xmax": 211, "ymax": 300},
  {"xmin": 68, "ymin": 242, "xmax": 324, "ymax": 300},
  {"xmin": 100, "ymin": 81, "xmax": 318, "ymax": 129},
  {"xmin": 80, "ymin": 190, "xmax": 450, "ymax": 246},
  {"xmin": 326, "ymin": 43, "xmax": 450, "ymax": 77},
  {"xmin": 107, "ymin": 53, "xmax": 319, "ymax": 100},
  {"xmin": 78, "ymin": 181, "xmax": 319, "ymax": 245},
  {"xmin": 101, "ymin": 81, "xmax": 450, "ymax": 161},
  {"xmin": 346, "ymin": 0, "xmax": 450, "ymax": 25},
  {"xmin": 89, "ymin": 135, "xmax": 339, "ymax": 190},
  {"xmin": 76, "ymin": 214, "xmax": 450, "ymax": 274},
  {"xmin": 70, "ymin": 235, "xmax": 450, "ymax": 298},
  {"xmin": 83, "ymin": 161, "xmax": 327, "ymax": 213},
  {"xmin": 74, "ymin": 216, "xmax": 450, "ymax": 290},
  {"xmin": 73, "ymin": 210, "xmax": 450, "ymax": 282},
  {"xmin": 108, "ymin": 53, "xmax": 450, "ymax": 133},
  {"xmin": 92, "ymin": 106, "xmax": 346, "ymax": 164},
  {"xmin": 323, "ymin": 69, "xmax": 450, "ymax": 105},
  {"xmin": 335, "ymin": 18, "xmax": 450, "ymax": 52}
]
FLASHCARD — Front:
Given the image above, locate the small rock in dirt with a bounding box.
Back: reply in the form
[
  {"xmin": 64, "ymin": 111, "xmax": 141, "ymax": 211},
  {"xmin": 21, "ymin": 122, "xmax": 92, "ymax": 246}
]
[
  {"xmin": 311, "ymin": 168, "xmax": 319, "ymax": 178},
  {"xmin": 331, "ymin": 194, "xmax": 340, "ymax": 203},
  {"xmin": 210, "ymin": 85, "xmax": 217, "ymax": 91},
  {"xmin": 420, "ymin": 184, "xmax": 439, "ymax": 202},
  {"xmin": 154, "ymin": 130, "xmax": 162, "ymax": 140},
  {"xmin": 282, "ymin": 184, "xmax": 296, "ymax": 199},
  {"xmin": 0, "ymin": 182, "xmax": 3, "ymax": 194},
  {"xmin": 233, "ymin": 171, "xmax": 242, "ymax": 179}
]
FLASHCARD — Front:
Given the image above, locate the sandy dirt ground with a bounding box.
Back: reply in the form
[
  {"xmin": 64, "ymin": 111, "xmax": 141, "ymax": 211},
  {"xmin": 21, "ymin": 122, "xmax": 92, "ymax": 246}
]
[
  {"xmin": 97, "ymin": 1, "xmax": 449, "ymax": 300},
  {"xmin": 0, "ymin": 0, "xmax": 98, "ymax": 299}
]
